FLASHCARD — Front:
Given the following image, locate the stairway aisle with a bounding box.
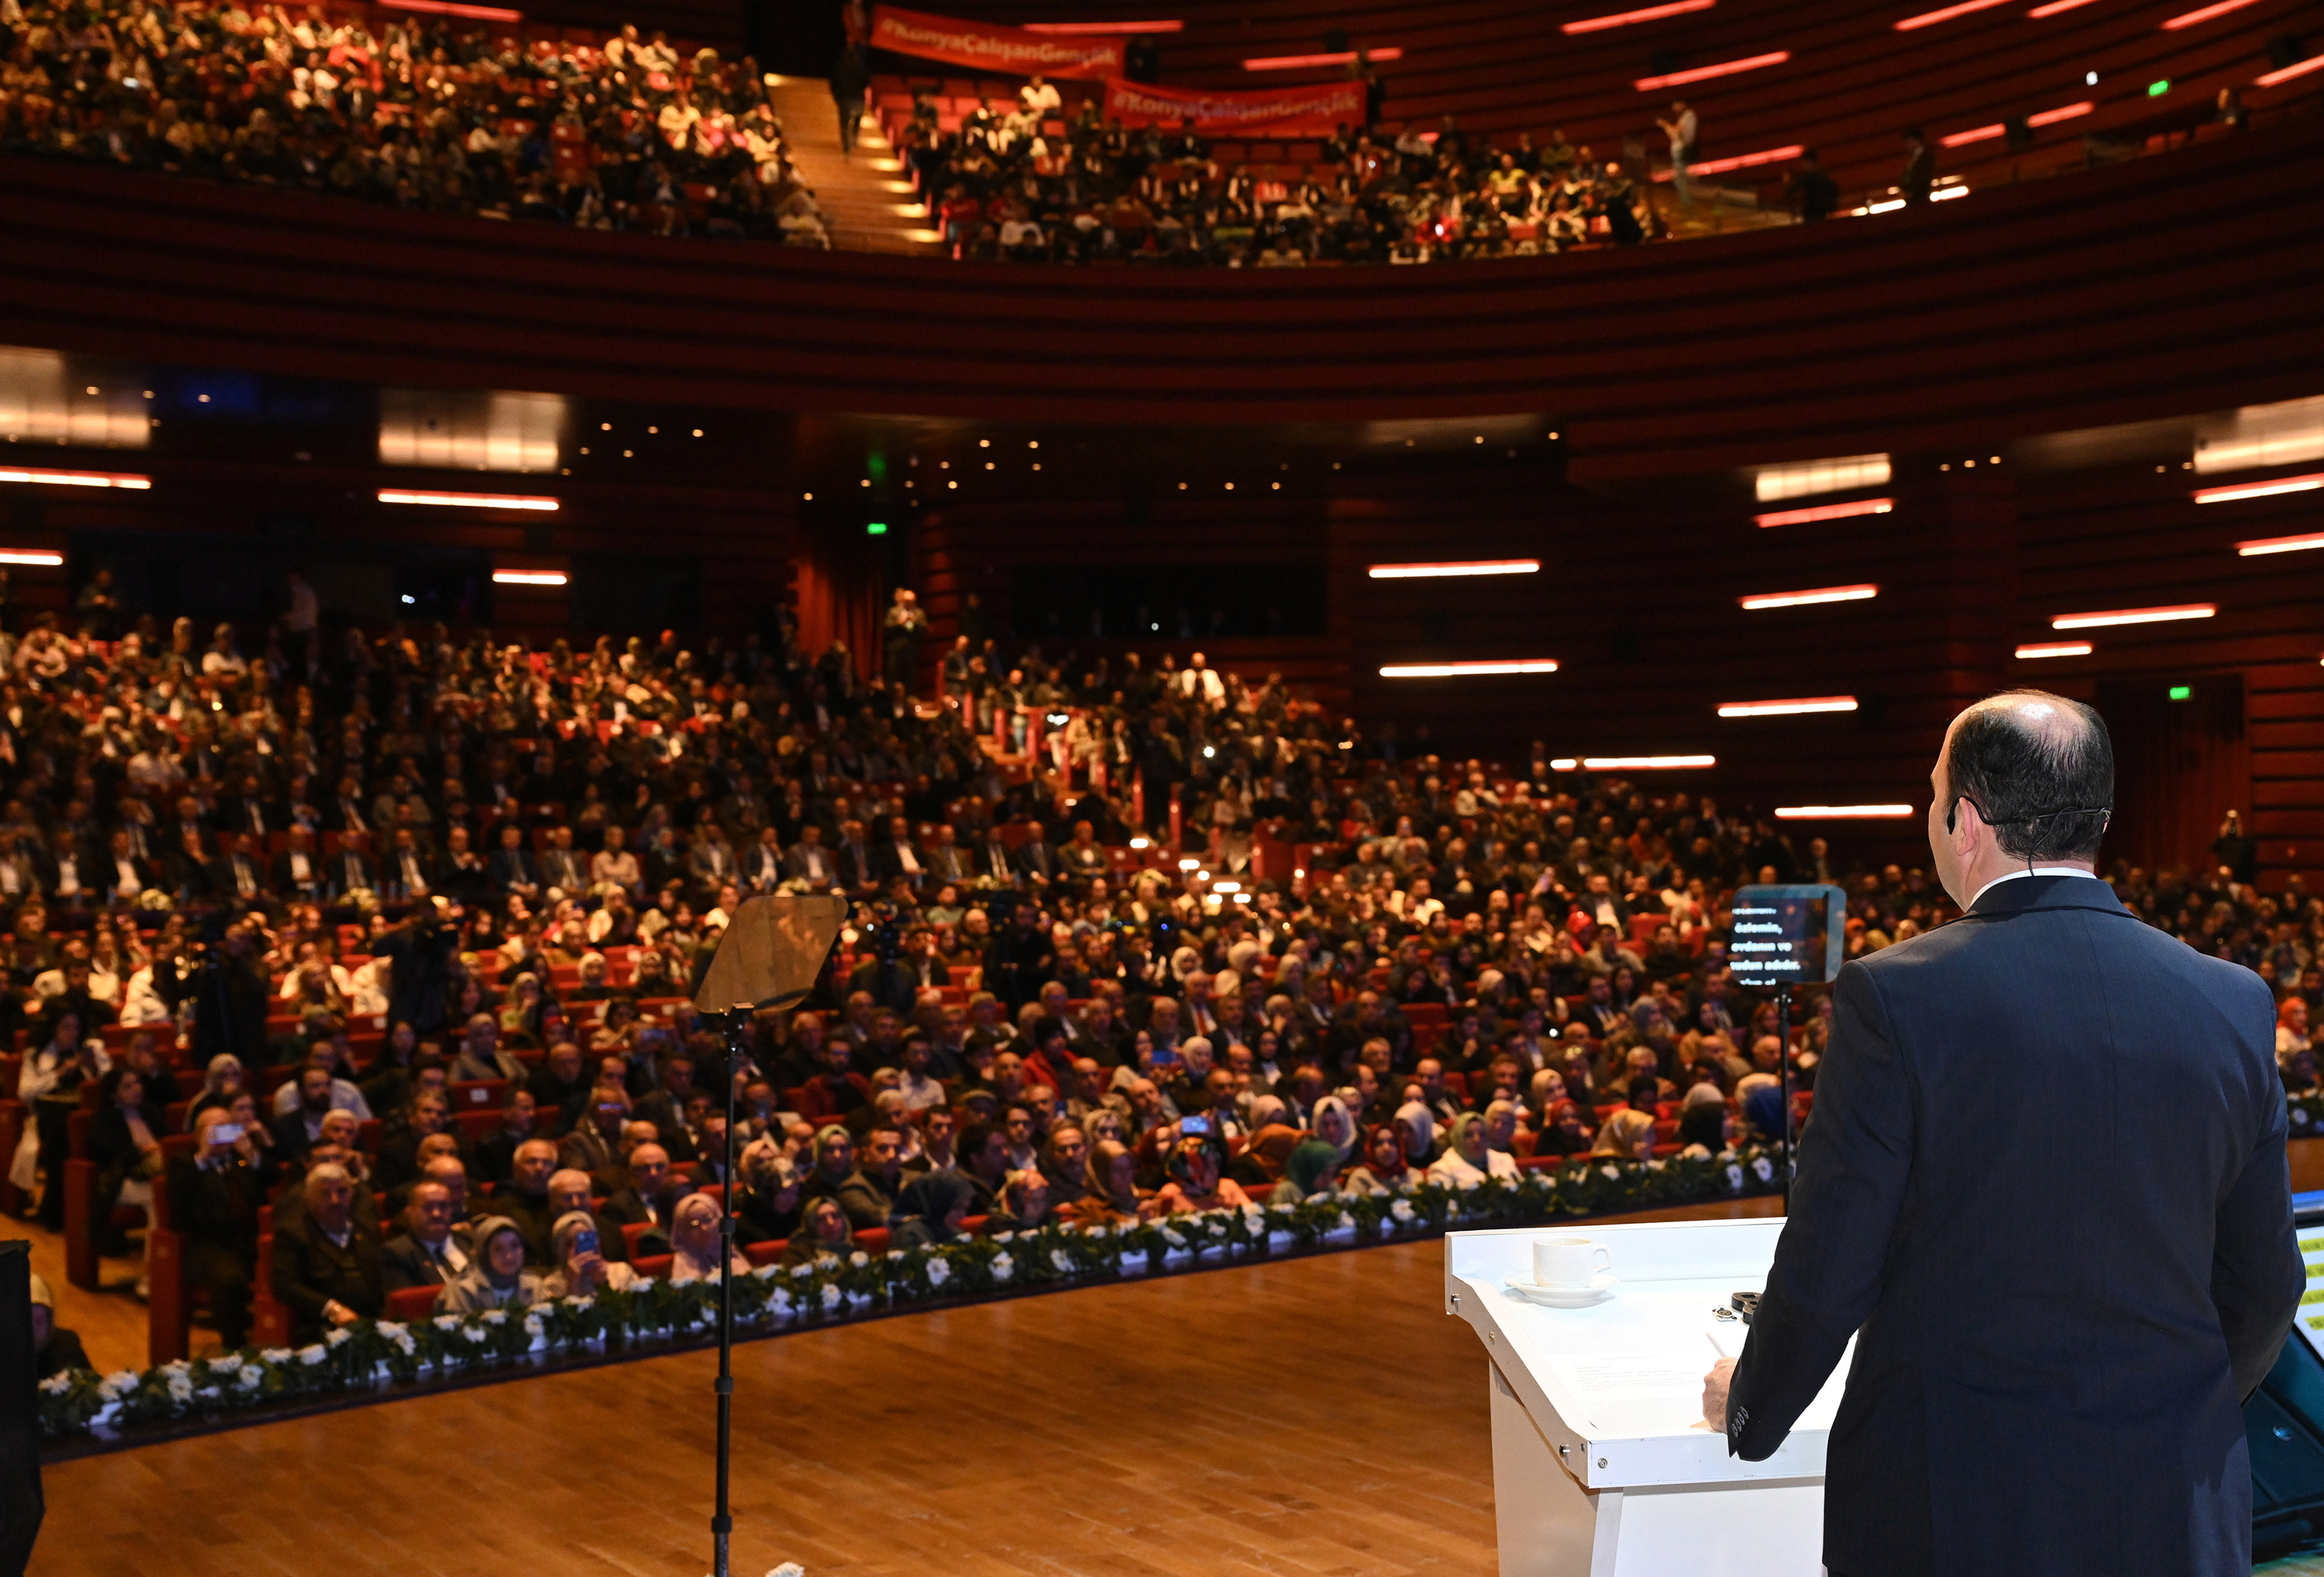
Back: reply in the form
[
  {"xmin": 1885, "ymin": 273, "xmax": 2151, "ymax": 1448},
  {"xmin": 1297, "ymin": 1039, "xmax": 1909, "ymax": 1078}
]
[{"xmin": 767, "ymin": 74, "xmax": 944, "ymax": 256}]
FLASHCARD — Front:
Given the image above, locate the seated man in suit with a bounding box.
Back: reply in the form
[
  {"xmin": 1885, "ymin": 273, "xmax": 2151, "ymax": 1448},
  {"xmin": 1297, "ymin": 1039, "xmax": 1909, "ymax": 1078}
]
[
  {"xmin": 486, "ymin": 823, "xmax": 540, "ymax": 906},
  {"xmin": 380, "ymin": 1177, "xmax": 473, "ymax": 1294},
  {"xmin": 269, "ymin": 1160, "xmax": 384, "ymax": 1344},
  {"xmin": 598, "ymin": 1141, "xmax": 688, "ymax": 1255},
  {"xmin": 1014, "ymin": 820, "xmax": 1061, "ymax": 888},
  {"xmin": 452, "ymin": 1012, "xmax": 524, "ymax": 1083},
  {"xmin": 325, "ymin": 837, "xmax": 376, "ymax": 902},
  {"xmin": 871, "ymin": 815, "xmax": 929, "ymax": 892},
  {"xmin": 784, "ymin": 823, "xmax": 838, "ymax": 888},
  {"xmin": 494, "ymin": 1137, "xmax": 564, "ymax": 1261},
  {"xmin": 273, "ymin": 826, "xmax": 325, "ymax": 903}
]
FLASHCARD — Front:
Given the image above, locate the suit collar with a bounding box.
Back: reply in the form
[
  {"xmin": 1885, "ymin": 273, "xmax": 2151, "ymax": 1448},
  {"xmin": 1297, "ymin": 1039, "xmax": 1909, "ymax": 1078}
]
[{"xmin": 1968, "ymin": 871, "xmax": 2125, "ymax": 917}]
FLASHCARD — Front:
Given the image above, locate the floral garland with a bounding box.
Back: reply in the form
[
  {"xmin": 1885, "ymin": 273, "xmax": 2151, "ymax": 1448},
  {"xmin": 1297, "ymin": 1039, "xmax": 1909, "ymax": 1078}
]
[{"xmin": 39, "ymin": 1143, "xmax": 1787, "ymax": 1442}]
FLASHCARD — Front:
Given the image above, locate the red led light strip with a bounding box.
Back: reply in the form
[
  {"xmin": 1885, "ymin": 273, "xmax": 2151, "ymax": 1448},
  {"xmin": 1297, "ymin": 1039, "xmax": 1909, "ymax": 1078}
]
[
  {"xmin": 1021, "ymin": 19, "xmax": 1183, "ymax": 33},
  {"xmin": 1634, "ymin": 50, "xmax": 1787, "ymax": 90},
  {"xmin": 379, "ymin": 0, "xmax": 522, "ymax": 19},
  {"xmin": 2257, "ymin": 52, "xmax": 2324, "ymax": 86},
  {"xmin": 2163, "ymin": 0, "xmax": 2258, "ymax": 26},
  {"xmin": 1563, "ymin": 0, "xmax": 1714, "ymax": 33},
  {"xmin": 1896, "ymin": 0, "xmax": 2009, "ymax": 27},
  {"xmin": 1243, "ymin": 46, "xmax": 1402, "ymax": 68},
  {"xmin": 2027, "ymin": 0, "xmax": 2099, "ymax": 15},
  {"xmin": 1941, "ymin": 101, "xmax": 2089, "ymax": 146}
]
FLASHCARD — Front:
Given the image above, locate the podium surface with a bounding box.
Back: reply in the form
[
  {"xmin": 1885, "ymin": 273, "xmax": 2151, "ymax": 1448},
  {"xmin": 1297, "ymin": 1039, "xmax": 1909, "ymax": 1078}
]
[{"xmin": 1445, "ymin": 1218, "xmax": 1847, "ymax": 1576}]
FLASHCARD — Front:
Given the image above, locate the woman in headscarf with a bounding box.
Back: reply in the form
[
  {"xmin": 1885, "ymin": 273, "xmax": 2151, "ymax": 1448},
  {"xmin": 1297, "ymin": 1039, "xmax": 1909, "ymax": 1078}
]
[
  {"xmin": 543, "ymin": 1208, "xmax": 639, "ymax": 1297},
  {"xmin": 781, "ymin": 1197, "xmax": 855, "ymax": 1266},
  {"xmin": 1427, "ymin": 1111, "xmax": 1521, "ymax": 1186},
  {"xmin": 670, "ymin": 1193, "xmax": 751, "ymax": 1283},
  {"xmin": 1394, "ymin": 1099, "xmax": 1437, "ymax": 1166},
  {"xmin": 1070, "ymin": 1137, "xmax": 1151, "ymax": 1222},
  {"xmin": 1310, "ymin": 1094, "xmax": 1359, "ymax": 1166},
  {"xmin": 1342, "ymin": 1125, "xmax": 1411, "ymax": 1197},
  {"xmin": 441, "ymin": 1216, "xmax": 547, "ymax": 1313},
  {"xmin": 186, "ymin": 1053, "xmax": 246, "ymax": 1130},
  {"xmin": 1676, "ymin": 1100, "xmax": 1734, "ymax": 1160},
  {"xmin": 1231, "ymin": 1122, "xmax": 1302, "ymax": 1192},
  {"xmin": 1534, "ymin": 1099, "xmax": 1593, "ymax": 1157},
  {"xmin": 1268, "ymin": 1138, "xmax": 1346, "ymax": 1205},
  {"xmin": 1589, "ymin": 1107, "xmax": 1658, "ymax": 1162},
  {"xmin": 891, "ymin": 1170, "xmax": 976, "ymax": 1248},
  {"xmin": 1155, "ymin": 1135, "xmax": 1252, "ymax": 1214}
]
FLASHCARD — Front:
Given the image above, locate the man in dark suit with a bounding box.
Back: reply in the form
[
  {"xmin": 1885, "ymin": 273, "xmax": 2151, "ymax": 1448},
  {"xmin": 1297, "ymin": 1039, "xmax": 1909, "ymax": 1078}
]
[
  {"xmin": 783, "ymin": 824, "xmax": 837, "ymax": 888},
  {"xmin": 269, "ymin": 1160, "xmax": 385, "ymax": 1344},
  {"xmin": 208, "ymin": 831, "xmax": 268, "ymax": 907},
  {"xmin": 1706, "ymin": 691, "xmax": 2302, "ymax": 1577},
  {"xmin": 486, "ymin": 823, "xmax": 540, "ymax": 904},
  {"xmin": 1013, "ymin": 819, "xmax": 1060, "ymax": 889},
  {"xmin": 379, "ymin": 1177, "xmax": 473, "ymax": 1293},
  {"xmin": 325, "ymin": 839, "xmax": 376, "ymax": 902},
  {"xmin": 870, "ymin": 815, "xmax": 928, "ymax": 892},
  {"xmin": 167, "ymin": 1110, "xmax": 266, "ymax": 1349},
  {"xmin": 272, "ymin": 826, "xmax": 325, "ymax": 902},
  {"xmin": 538, "ymin": 825, "xmax": 589, "ymax": 895}
]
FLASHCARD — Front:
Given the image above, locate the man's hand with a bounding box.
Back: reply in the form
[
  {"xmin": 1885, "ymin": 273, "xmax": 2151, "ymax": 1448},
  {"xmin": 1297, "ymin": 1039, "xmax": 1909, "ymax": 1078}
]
[
  {"xmin": 1702, "ymin": 1357, "xmax": 1738, "ymax": 1433},
  {"xmin": 323, "ymin": 1299, "xmax": 359, "ymax": 1328}
]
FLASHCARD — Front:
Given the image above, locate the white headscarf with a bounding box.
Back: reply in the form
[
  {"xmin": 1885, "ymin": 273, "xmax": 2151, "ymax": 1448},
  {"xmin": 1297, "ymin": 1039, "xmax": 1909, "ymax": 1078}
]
[{"xmin": 1395, "ymin": 1099, "xmax": 1435, "ymax": 1162}]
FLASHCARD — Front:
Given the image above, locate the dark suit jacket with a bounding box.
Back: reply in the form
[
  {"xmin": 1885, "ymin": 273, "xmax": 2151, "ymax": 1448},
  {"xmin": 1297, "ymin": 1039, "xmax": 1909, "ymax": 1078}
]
[
  {"xmin": 1727, "ymin": 875, "xmax": 2302, "ymax": 1577},
  {"xmin": 269, "ymin": 1213, "xmax": 385, "ymax": 1342},
  {"xmin": 380, "ymin": 1229, "xmax": 468, "ymax": 1294}
]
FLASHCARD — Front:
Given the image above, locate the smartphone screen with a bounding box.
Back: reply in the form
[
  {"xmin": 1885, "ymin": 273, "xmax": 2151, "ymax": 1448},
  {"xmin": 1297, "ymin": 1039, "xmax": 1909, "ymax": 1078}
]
[
  {"xmin": 1178, "ymin": 1115, "xmax": 1211, "ymax": 1136},
  {"xmin": 572, "ymin": 1228, "xmax": 599, "ymax": 1256},
  {"xmin": 209, "ymin": 1122, "xmax": 244, "ymax": 1145}
]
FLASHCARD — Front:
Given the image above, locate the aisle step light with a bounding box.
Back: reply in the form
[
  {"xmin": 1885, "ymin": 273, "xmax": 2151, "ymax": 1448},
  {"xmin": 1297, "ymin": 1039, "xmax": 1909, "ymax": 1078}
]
[
  {"xmin": 1380, "ymin": 659, "xmax": 1559, "ymax": 677},
  {"xmin": 1717, "ymin": 696, "xmax": 1858, "ymax": 716},
  {"xmin": 2049, "ymin": 603, "xmax": 2215, "ymax": 629},
  {"xmin": 1738, "ymin": 583, "xmax": 1878, "ymax": 610}
]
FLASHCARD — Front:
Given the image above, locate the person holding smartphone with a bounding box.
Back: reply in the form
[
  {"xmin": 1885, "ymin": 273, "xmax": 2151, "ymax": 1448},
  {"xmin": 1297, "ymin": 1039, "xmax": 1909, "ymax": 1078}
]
[
  {"xmin": 543, "ymin": 1209, "xmax": 637, "ymax": 1298},
  {"xmin": 165, "ymin": 1108, "xmax": 266, "ymax": 1348}
]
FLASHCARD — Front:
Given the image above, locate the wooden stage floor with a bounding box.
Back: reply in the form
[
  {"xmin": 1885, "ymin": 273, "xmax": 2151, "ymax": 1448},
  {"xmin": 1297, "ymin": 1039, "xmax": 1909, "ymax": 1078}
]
[{"xmin": 32, "ymin": 1197, "xmax": 1782, "ymax": 1577}]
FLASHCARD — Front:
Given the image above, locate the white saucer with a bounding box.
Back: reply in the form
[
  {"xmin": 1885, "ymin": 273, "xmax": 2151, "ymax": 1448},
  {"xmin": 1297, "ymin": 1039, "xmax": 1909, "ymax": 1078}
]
[{"xmin": 1504, "ymin": 1272, "xmax": 1618, "ymax": 1308}]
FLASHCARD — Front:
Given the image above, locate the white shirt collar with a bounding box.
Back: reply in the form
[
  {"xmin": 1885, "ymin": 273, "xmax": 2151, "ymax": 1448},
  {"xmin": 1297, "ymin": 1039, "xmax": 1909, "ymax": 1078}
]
[{"xmin": 1970, "ymin": 865, "xmax": 2101, "ymax": 909}]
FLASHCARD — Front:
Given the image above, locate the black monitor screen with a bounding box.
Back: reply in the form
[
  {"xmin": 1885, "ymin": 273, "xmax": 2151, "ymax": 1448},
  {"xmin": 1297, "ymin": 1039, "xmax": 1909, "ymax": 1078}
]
[{"xmin": 1729, "ymin": 884, "xmax": 1846, "ymax": 989}]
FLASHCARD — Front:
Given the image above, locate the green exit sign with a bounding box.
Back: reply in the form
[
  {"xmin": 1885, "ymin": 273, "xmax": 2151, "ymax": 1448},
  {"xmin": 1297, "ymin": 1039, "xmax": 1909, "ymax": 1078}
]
[
  {"xmin": 2168, "ymin": 685, "xmax": 2192, "ymax": 700},
  {"xmin": 865, "ymin": 521, "xmax": 889, "ymax": 536},
  {"xmin": 2149, "ymin": 78, "xmax": 2171, "ymax": 96}
]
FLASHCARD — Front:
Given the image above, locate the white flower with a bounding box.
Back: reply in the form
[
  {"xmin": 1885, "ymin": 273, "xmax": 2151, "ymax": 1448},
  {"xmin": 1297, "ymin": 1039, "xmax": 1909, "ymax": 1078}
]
[
  {"xmin": 523, "ymin": 1314, "xmax": 546, "ymax": 1339},
  {"xmin": 1337, "ymin": 1211, "xmax": 1356, "ymax": 1232},
  {"xmin": 1646, "ymin": 1159, "xmax": 1665, "ymax": 1172},
  {"xmin": 431, "ymin": 1316, "xmax": 462, "ymax": 1332},
  {"xmin": 768, "ymin": 1288, "xmax": 794, "ymax": 1317},
  {"xmin": 462, "ymin": 1324, "xmax": 490, "ymax": 1345},
  {"xmin": 40, "ymin": 1373, "xmax": 74, "ymax": 1397},
  {"xmin": 1459, "ymin": 1176, "xmax": 1481, "ymax": 1191},
  {"xmin": 752, "ymin": 1264, "xmax": 780, "ymax": 1282},
  {"xmin": 992, "ymin": 1230, "xmax": 1016, "ymax": 1244},
  {"xmin": 206, "ymin": 1355, "xmax": 243, "ymax": 1376},
  {"xmin": 160, "ymin": 1359, "xmax": 192, "ymax": 1378},
  {"xmin": 848, "ymin": 1251, "xmax": 870, "ymax": 1268},
  {"xmin": 167, "ymin": 1373, "xmax": 194, "ymax": 1403},
  {"xmin": 818, "ymin": 1283, "xmax": 843, "ymax": 1311},
  {"xmin": 98, "ymin": 1369, "xmax": 142, "ymax": 1402},
  {"xmin": 1390, "ymin": 1198, "xmax": 1416, "ymax": 1222},
  {"xmin": 1752, "ymin": 1156, "xmax": 1774, "ymax": 1182},
  {"xmin": 630, "ymin": 1277, "xmax": 658, "ymax": 1292},
  {"xmin": 768, "ymin": 1564, "xmax": 807, "ymax": 1577},
  {"xmin": 260, "ymin": 1347, "xmax": 295, "ymax": 1363},
  {"xmin": 1241, "ymin": 1203, "xmax": 1264, "ymax": 1221},
  {"xmin": 480, "ymin": 1308, "xmax": 507, "ymax": 1326},
  {"xmin": 2298, "ymin": 1108, "xmax": 2313, "ymax": 1128},
  {"xmin": 1600, "ymin": 1163, "xmax": 1621, "ymax": 1180},
  {"xmin": 373, "ymin": 1321, "xmax": 407, "ymax": 1342},
  {"xmin": 1725, "ymin": 1163, "xmax": 1745, "ymax": 1191},
  {"xmin": 1161, "ymin": 1226, "xmax": 1186, "ymax": 1248},
  {"xmin": 324, "ymin": 1327, "xmax": 352, "ymax": 1348},
  {"xmin": 296, "ymin": 1344, "xmax": 328, "ymax": 1367},
  {"xmin": 990, "ymin": 1251, "xmax": 1015, "ymax": 1283},
  {"xmin": 926, "ymin": 1258, "xmax": 951, "ymax": 1287},
  {"xmin": 563, "ymin": 1295, "xmax": 597, "ymax": 1311},
  {"xmin": 1050, "ymin": 1249, "xmax": 1074, "ymax": 1273},
  {"xmin": 885, "ymin": 1249, "xmax": 905, "ymax": 1261},
  {"xmin": 395, "ymin": 1331, "xmax": 417, "ymax": 1356},
  {"xmin": 238, "ymin": 1366, "xmax": 264, "ymax": 1390}
]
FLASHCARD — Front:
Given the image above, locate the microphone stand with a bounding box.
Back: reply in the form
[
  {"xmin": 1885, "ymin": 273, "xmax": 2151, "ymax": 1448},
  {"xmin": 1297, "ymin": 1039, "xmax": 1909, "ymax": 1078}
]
[{"xmin": 711, "ymin": 1002, "xmax": 745, "ymax": 1577}]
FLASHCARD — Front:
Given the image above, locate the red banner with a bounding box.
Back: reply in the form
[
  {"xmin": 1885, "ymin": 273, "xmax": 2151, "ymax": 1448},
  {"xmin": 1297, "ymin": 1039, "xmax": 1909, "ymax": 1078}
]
[
  {"xmin": 1100, "ymin": 77, "xmax": 1366, "ymax": 137},
  {"xmin": 869, "ymin": 6, "xmax": 1123, "ymax": 80}
]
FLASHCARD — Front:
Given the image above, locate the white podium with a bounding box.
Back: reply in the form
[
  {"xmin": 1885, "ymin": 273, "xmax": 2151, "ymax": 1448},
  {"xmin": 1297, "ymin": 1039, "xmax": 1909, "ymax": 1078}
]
[{"xmin": 1444, "ymin": 1218, "xmax": 1848, "ymax": 1577}]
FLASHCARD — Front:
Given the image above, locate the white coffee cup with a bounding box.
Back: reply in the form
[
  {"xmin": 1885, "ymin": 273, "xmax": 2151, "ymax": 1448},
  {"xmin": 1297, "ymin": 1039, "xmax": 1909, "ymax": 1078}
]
[{"xmin": 1533, "ymin": 1235, "xmax": 1613, "ymax": 1290}]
